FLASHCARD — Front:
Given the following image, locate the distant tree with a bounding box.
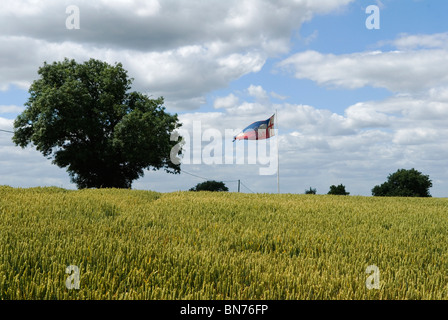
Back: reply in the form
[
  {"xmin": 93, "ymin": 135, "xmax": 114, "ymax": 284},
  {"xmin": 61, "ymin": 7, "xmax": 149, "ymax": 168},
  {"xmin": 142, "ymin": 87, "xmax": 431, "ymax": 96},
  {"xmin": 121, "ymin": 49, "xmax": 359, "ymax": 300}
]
[
  {"xmin": 305, "ymin": 187, "xmax": 317, "ymax": 195},
  {"xmin": 372, "ymin": 168, "xmax": 432, "ymax": 197},
  {"xmin": 328, "ymin": 184, "xmax": 350, "ymax": 195},
  {"xmin": 12, "ymin": 58, "xmax": 182, "ymax": 189},
  {"xmin": 189, "ymin": 180, "xmax": 229, "ymax": 192}
]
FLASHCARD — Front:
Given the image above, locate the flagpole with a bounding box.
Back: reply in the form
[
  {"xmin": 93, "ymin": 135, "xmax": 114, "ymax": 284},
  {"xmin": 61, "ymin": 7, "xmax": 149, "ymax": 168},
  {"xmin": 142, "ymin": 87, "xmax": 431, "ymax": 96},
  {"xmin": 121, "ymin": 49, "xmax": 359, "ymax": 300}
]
[{"xmin": 276, "ymin": 109, "xmax": 279, "ymax": 194}]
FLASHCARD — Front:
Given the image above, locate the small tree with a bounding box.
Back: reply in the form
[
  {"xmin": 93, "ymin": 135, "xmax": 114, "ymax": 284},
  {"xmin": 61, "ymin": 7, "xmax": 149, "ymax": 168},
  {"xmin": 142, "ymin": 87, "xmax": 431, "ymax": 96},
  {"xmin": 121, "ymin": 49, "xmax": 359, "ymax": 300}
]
[
  {"xmin": 372, "ymin": 168, "xmax": 432, "ymax": 197},
  {"xmin": 328, "ymin": 184, "xmax": 349, "ymax": 195},
  {"xmin": 305, "ymin": 187, "xmax": 316, "ymax": 195},
  {"xmin": 189, "ymin": 180, "xmax": 229, "ymax": 192}
]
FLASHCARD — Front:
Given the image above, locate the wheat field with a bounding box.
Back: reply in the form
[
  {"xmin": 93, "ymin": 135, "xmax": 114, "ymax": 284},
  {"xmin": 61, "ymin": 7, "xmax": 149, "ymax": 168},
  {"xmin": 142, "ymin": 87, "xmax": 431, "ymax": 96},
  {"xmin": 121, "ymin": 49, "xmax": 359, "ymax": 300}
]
[{"xmin": 0, "ymin": 186, "xmax": 447, "ymax": 299}]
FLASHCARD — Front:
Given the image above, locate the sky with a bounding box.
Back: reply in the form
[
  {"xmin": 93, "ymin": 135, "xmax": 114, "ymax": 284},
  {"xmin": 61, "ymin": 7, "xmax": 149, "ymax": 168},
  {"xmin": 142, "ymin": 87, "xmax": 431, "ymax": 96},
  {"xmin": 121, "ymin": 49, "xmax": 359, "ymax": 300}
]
[{"xmin": 1, "ymin": 0, "xmax": 448, "ymax": 196}]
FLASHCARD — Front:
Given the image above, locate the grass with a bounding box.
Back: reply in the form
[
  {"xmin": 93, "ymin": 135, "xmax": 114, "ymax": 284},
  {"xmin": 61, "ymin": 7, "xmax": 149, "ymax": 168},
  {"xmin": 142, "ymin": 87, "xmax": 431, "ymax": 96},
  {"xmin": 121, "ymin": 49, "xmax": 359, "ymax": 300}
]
[{"xmin": 0, "ymin": 186, "xmax": 448, "ymax": 299}]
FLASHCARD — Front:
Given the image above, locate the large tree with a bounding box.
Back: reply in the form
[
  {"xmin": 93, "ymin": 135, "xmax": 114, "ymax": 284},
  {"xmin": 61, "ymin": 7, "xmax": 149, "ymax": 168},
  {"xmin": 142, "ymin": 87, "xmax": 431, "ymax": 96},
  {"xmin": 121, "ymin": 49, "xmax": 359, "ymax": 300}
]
[
  {"xmin": 372, "ymin": 168, "xmax": 432, "ymax": 197},
  {"xmin": 13, "ymin": 58, "xmax": 182, "ymax": 189}
]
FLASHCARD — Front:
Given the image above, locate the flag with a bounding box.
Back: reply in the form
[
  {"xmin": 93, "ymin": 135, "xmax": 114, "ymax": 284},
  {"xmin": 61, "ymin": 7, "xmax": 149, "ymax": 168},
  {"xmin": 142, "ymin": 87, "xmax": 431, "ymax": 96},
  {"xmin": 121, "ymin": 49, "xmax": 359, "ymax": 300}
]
[{"xmin": 233, "ymin": 114, "xmax": 275, "ymax": 142}]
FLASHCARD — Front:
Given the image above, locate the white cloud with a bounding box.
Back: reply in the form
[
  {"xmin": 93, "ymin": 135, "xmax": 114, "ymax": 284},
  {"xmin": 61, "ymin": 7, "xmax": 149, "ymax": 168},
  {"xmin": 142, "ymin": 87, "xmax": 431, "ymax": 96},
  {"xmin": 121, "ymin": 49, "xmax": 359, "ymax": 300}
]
[
  {"xmin": 270, "ymin": 92, "xmax": 288, "ymax": 100},
  {"xmin": 1, "ymin": 0, "xmax": 45, "ymax": 17},
  {"xmin": 428, "ymin": 87, "xmax": 448, "ymax": 102},
  {"xmin": 0, "ymin": 35, "xmax": 266, "ymax": 110},
  {"xmin": 0, "ymin": 117, "xmax": 14, "ymax": 131},
  {"xmin": 347, "ymin": 94, "xmax": 448, "ymax": 124},
  {"xmin": 278, "ymin": 103, "xmax": 353, "ymax": 135},
  {"xmin": 277, "ymin": 46, "xmax": 448, "ymax": 93},
  {"xmin": 99, "ymin": 0, "xmax": 161, "ymax": 17},
  {"xmin": 213, "ymin": 94, "xmax": 239, "ymax": 110},
  {"xmin": 0, "ymin": 105, "xmax": 25, "ymax": 114},
  {"xmin": 344, "ymin": 102, "xmax": 392, "ymax": 129},
  {"xmin": 393, "ymin": 32, "xmax": 448, "ymax": 50},
  {"xmin": 392, "ymin": 128, "xmax": 440, "ymax": 146},
  {"xmin": 247, "ymin": 85, "xmax": 269, "ymax": 101},
  {"xmin": 0, "ymin": 0, "xmax": 356, "ymax": 110}
]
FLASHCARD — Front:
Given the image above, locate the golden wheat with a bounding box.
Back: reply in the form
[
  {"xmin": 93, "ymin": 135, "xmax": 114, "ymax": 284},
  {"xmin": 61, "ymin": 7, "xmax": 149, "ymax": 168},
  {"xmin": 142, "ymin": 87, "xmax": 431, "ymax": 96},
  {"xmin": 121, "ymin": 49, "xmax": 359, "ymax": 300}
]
[{"xmin": 0, "ymin": 186, "xmax": 447, "ymax": 299}]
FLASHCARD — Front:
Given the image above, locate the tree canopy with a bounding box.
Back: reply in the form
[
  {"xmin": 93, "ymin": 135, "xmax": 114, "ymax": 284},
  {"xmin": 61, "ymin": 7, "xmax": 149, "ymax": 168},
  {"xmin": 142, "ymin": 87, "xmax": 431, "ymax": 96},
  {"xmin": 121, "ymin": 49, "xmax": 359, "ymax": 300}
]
[
  {"xmin": 372, "ymin": 168, "xmax": 432, "ymax": 197},
  {"xmin": 305, "ymin": 187, "xmax": 317, "ymax": 195},
  {"xmin": 189, "ymin": 180, "xmax": 229, "ymax": 192},
  {"xmin": 328, "ymin": 184, "xmax": 350, "ymax": 195},
  {"xmin": 13, "ymin": 58, "xmax": 182, "ymax": 189}
]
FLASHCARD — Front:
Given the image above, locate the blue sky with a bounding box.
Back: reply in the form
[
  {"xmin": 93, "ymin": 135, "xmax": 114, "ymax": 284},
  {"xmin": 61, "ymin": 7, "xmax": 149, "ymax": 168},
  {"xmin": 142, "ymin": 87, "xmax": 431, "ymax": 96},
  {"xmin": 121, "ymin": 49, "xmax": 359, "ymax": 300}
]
[
  {"xmin": 1, "ymin": 0, "xmax": 448, "ymax": 196},
  {"xmin": 200, "ymin": 0, "xmax": 448, "ymax": 115}
]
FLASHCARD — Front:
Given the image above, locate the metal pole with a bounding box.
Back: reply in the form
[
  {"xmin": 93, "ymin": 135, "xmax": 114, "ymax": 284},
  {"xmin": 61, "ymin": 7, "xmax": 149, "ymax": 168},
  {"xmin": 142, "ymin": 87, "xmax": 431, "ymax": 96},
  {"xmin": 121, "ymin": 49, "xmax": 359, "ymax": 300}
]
[
  {"xmin": 238, "ymin": 179, "xmax": 240, "ymax": 193},
  {"xmin": 276, "ymin": 109, "xmax": 279, "ymax": 194}
]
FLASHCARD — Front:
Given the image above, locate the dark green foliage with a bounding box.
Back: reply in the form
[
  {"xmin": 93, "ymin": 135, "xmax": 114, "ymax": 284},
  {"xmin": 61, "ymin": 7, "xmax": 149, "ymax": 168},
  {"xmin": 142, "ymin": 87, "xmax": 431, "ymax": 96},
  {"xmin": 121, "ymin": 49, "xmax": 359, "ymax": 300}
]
[
  {"xmin": 305, "ymin": 187, "xmax": 316, "ymax": 195},
  {"xmin": 12, "ymin": 58, "xmax": 182, "ymax": 189},
  {"xmin": 328, "ymin": 184, "xmax": 350, "ymax": 195},
  {"xmin": 372, "ymin": 168, "xmax": 432, "ymax": 197},
  {"xmin": 189, "ymin": 180, "xmax": 229, "ymax": 192}
]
